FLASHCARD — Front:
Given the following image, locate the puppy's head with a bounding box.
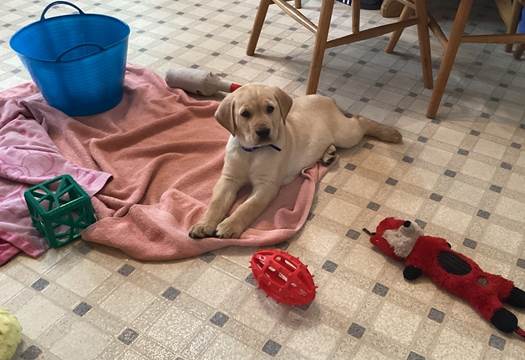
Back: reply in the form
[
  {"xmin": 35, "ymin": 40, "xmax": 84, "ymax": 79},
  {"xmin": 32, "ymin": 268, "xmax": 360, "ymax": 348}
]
[{"xmin": 214, "ymin": 84, "xmax": 292, "ymax": 147}]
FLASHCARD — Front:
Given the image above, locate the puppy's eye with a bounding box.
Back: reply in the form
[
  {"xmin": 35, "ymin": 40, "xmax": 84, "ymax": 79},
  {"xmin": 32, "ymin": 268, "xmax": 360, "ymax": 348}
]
[
  {"xmin": 266, "ymin": 105, "xmax": 274, "ymax": 114},
  {"xmin": 241, "ymin": 110, "xmax": 251, "ymax": 118}
]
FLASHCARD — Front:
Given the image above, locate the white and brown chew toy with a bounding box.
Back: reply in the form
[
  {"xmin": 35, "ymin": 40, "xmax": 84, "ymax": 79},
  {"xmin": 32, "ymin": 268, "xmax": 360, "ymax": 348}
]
[{"xmin": 165, "ymin": 68, "xmax": 241, "ymax": 96}]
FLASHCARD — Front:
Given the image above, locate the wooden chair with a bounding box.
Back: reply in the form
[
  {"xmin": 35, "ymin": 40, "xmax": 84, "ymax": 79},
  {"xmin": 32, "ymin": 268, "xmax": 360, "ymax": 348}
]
[
  {"xmin": 247, "ymin": 0, "xmax": 433, "ymax": 94},
  {"xmin": 386, "ymin": 0, "xmax": 525, "ymax": 118}
]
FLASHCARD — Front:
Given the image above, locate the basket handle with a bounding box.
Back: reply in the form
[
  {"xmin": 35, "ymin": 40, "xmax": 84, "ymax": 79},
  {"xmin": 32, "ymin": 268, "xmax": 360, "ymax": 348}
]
[
  {"xmin": 56, "ymin": 43, "xmax": 104, "ymax": 62},
  {"xmin": 41, "ymin": 1, "xmax": 85, "ymax": 21}
]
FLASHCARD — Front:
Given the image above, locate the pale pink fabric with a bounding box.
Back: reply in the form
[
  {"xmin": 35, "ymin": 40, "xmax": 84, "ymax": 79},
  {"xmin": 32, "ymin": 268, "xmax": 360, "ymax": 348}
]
[
  {"xmin": 0, "ymin": 84, "xmax": 111, "ymax": 265},
  {"xmin": 1, "ymin": 66, "xmax": 326, "ymax": 262}
]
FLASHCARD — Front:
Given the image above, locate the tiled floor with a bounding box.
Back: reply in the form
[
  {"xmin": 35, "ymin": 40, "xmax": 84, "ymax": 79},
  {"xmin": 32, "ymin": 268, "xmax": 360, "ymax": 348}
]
[{"xmin": 1, "ymin": 0, "xmax": 525, "ymax": 359}]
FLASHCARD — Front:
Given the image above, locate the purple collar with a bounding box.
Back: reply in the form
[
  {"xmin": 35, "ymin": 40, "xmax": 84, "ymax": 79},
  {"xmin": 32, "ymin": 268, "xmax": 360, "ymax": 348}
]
[{"xmin": 240, "ymin": 144, "xmax": 282, "ymax": 152}]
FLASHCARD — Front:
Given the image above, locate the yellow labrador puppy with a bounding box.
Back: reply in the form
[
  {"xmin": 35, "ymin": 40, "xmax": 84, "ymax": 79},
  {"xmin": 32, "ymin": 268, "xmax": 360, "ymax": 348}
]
[{"xmin": 189, "ymin": 84, "xmax": 402, "ymax": 239}]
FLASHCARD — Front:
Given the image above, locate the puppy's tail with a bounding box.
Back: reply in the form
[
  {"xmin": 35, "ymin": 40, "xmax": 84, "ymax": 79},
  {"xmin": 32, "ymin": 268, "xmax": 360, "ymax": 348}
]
[{"xmin": 357, "ymin": 115, "xmax": 403, "ymax": 144}]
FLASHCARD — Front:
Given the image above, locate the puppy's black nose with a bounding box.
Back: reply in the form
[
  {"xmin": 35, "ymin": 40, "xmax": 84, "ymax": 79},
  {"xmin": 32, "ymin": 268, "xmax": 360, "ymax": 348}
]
[
  {"xmin": 256, "ymin": 127, "xmax": 270, "ymax": 139},
  {"xmin": 403, "ymin": 220, "xmax": 412, "ymax": 228}
]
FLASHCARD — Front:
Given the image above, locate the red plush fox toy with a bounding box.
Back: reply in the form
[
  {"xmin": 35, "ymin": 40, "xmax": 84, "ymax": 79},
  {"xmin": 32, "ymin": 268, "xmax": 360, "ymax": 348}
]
[{"xmin": 367, "ymin": 217, "xmax": 525, "ymax": 339}]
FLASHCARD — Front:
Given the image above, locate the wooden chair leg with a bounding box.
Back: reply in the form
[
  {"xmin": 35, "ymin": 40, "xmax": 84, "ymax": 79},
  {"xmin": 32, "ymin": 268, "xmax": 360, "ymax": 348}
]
[
  {"xmin": 306, "ymin": 0, "xmax": 334, "ymax": 94},
  {"xmin": 505, "ymin": 0, "xmax": 522, "ymax": 52},
  {"xmin": 247, "ymin": 0, "xmax": 272, "ymax": 56},
  {"xmin": 385, "ymin": 5, "xmax": 413, "ymax": 53},
  {"xmin": 415, "ymin": 0, "xmax": 433, "ymax": 89},
  {"xmin": 295, "ymin": 0, "xmax": 302, "ymax": 9},
  {"xmin": 352, "ymin": 0, "xmax": 361, "ymax": 33},
  {"xmin": 427, "ymin": 0, "xmax": 473, "ymax": 118},
  {"xmin": 514, "ymin": 43, "xmax": 525, "ymax": 59}
]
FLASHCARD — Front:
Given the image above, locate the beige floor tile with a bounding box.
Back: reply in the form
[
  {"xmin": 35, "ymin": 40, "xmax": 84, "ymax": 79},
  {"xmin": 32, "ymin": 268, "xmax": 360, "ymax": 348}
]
[
  {"xmin": 18, "ymin": 248, "xmax": 70, "ymax": 273},
  {"xmin": 342, "ymin": 244, "xmax": 387, "ymax": 278},
  {"xmin": 55, "ymin": 259, "xmax": 112, "ymax": 297},
  {"xmin": 484, "ymin": 121, "xmax": 516, "ymax": 140},
  {"xmin": 320, "ymin": 198, "xmax": 362, "ymax": 226},
  {"xmin": 419, "ymin": 146, "xmax": 453, "ymax": 167},
  {"xmin": 287, "ymin": 322, "xmax": 340, "ymax": 360},
  {"xmin": 395, "ymin": 115, "xmax": 428, "ymax": 134},
  {"xmin": 187, "ymin": 267, "xmax": 240, "ymax": 307},
  {"xmin": 432, "ymin": 326, "xmax": 484, "ymax": 360},
  {"xmin": 402, "ymin": 166, "xmax": 440, "ymax": 190},
  {"xmin": 316, "ymin": 277, "xmax": 367, "ymax": 316},
  {"xmin": 0, "ymin": 273, "xmax": 24, "ymax": 305},
  {"xmin": 100, "ymin": 282, "xmax": 156, "ymax": 322},
  {"xmin": 506, "ymin": 172, "xmax": 525, "ymax": 193},
  {"xmin": 15, "ymin": 295, "xmax": 66, "ymax": 339},
  {"xmin": 517, "ymin": 151, "xmax": 525, "ymax": 168},
  {"xmin": 50, "ymin": 321, "xmax": 112, "ymax": 360},
  {"xmin": 342, "ymin": 174, "xmax": 381, "ymax": 198},
  {"xmin": 180, "ymin": 325, "xmax": 218, "ymax": 360},
  {"xmin": 200, "ymin": 332, "xmax": 255, "ymax": 360},
  {"xmin": 461, "ymin": 159, "xmax": 496, "ymax": 182},
  {"xmin": 118, "ymin": 350, "xmax": 149, "ymax": 360},
  {"xmin": 495, "ymin": 196, "xmax": 525, "ymax": 223},
  {"xmin": 353, "ymin": 345, "xmax": 391, "ymax": 360},
  {"xmin": 482, "ymin": 224, "xmax": 523, "ymax": 254},
  {"xmin": 432, "ymin": 206, "xmax": 472, "ymax": 235},
  {"xmin": 432, "ymin": 127, "xmax": 466, "ymax": 146},
  {"xmin": 147, "ymin": 306, "xmax": 202, "ymax": 353},
  {"xmin": 446, "ymin": 180, "xmax": 485, "ymax": 207},
  {"xmin": 472, "ymin": 138, "xmax": 507, "ymax": 159},
  {"xmin": 360, "ymin": 153, "xmax": 398, "ymax": 174},
  {"xmin": 373, "ymin": 302, "xmax": 422, "ymax": 345},
  {"xmin": 384, "ymin": 189, "xmax": 424, "ymax": 216},
  {"xmin": 295, "ymin": 223, "xmax": 342, "ymax": 257},
  {"xmin": 141, "ymin": 258, "xmax": 197, "ymax": 283},
  {"xmin": 233, "ymin": 291, "xmax": 285, "ymax": 334}
]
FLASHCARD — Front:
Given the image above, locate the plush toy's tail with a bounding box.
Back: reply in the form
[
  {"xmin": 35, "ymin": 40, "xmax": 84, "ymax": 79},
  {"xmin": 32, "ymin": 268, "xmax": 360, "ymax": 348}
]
[{"xmin": 515, "ymin": 327, "xmax": 525, "ymax": 340}]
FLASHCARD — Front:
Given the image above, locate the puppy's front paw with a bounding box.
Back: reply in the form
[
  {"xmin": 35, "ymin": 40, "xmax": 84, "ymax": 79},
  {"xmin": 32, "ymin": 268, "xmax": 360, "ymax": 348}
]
[
  {"xmin": 189, "ymin": 222, "xmax": 217, "ymax": 239},
  {"xmin": 216, "ymin": 218, "xmax": 245, "ymax": 239}
]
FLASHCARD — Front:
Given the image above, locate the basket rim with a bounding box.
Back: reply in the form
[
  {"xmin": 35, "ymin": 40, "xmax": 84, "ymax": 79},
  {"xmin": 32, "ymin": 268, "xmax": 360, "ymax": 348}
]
[{"xmin": 9, "ymin": 13, "xmax": 130, "ymax": 63}]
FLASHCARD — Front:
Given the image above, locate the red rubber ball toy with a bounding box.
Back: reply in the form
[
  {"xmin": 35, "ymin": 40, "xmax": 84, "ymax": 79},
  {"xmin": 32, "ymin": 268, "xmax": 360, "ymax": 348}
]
[{"xmin": 250, "ymin": 249, "xmax": 316, "ymax": 305}]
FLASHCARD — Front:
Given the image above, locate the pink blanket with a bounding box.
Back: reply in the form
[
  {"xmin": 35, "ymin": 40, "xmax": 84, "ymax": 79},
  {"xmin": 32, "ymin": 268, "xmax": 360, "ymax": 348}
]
[
  {"xmin": 0, "ymin": 84, "xmax": 111, "ymax": 265},
  {"xmin": 0, "ymin": 66, "xmax": 326, "ymax": 262}
]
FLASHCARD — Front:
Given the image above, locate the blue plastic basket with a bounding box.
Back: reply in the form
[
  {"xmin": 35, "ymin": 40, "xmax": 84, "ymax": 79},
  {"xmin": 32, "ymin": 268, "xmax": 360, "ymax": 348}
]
[
  {"xmin": 10, "ymin": 1, "xmax": 130, "ymax": 116},
  {"xmin": 519, "ymin": 8, "xmax": 525, "ymax": 34}
]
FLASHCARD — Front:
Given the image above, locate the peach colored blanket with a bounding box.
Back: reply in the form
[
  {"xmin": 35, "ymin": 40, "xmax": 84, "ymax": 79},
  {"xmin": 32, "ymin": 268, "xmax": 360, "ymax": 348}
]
[{"xmin": 1, "ymin": 66, "xmax": 327, "ymax": 262}]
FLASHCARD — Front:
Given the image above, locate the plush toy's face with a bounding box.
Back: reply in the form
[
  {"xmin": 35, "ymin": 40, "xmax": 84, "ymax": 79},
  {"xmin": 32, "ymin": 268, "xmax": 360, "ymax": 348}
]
[{"xmin": 370, "ymin": 217, "xmax": 423, "ymax": 260}]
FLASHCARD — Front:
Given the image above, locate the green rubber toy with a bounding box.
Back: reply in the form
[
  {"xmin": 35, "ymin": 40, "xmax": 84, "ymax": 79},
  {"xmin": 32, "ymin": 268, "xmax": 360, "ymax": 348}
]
[{"xmin": 24, "ymin": 174, "xmax": 96, "ymax": 248}]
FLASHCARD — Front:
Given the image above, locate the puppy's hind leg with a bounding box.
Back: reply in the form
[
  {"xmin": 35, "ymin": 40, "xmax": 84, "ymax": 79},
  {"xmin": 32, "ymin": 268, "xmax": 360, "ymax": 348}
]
[
  {"xmin": 356, "ymin": 115, "xmax": 402, "ymax": 144},
  {"xmin": 321, "ymin": 144, "xmax": 337, "ymax": 166},
  {"xmin": 332, "ymin": 113, "xmax": 402, "ymax": 149}
]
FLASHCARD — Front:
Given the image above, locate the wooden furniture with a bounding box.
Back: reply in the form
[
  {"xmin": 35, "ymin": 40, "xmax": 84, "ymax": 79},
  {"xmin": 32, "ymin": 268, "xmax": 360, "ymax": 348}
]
[
  {"xmin": 388, "ymin": 0, "xmax": 525, "ymax": 118},
  {"xmin": 496, "ymin": 0, "xmax": 524, "ymax": 59},
  {"xmin": 247, "ymin": 0, "xmax": 434, "ymax": 94}
]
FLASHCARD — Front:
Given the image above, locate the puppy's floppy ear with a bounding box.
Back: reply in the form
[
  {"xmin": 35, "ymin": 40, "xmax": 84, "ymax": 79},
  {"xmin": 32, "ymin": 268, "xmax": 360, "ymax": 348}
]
[
  {"xmin": 273, "ymin": 86, "xmax": 293, "ymax": 125},
  {"xmin": 214, "ymin": 93, "xmax": 236, "ymax": 135}
]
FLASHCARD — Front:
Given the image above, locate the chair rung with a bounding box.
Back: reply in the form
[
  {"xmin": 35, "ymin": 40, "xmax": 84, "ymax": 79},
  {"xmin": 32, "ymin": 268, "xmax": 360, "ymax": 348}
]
[
  {"xmin": 326, "ymin": 18, "xmax": 418, "ymax": 48},
  {"xmin": 462, "ymin": 33, "xmax": 525, "ymax": 43},
  {"xmin": 272, "ymin": 0, "xmax": 318, "ymax": 33}
]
